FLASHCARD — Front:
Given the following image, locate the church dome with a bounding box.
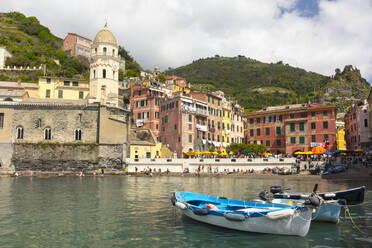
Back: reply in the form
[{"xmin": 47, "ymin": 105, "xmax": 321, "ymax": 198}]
[{"xmin": 93, "ymin": 24, "xmax": 118, "ymax": 45}]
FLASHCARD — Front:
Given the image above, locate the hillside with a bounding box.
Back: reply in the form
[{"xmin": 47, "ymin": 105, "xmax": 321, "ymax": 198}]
[
  {"xmin": 166, "ymin": 56, "xmax": 370, "ymax": 112},
  {"xmin": 0, "ymin": 12, "xmax": 141, "ymax": 82}
]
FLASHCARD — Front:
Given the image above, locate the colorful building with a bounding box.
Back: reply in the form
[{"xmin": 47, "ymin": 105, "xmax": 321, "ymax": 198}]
[
  {"xmin": 38, "ymin": 77, "xmax": 89, "ymax": 100},
  {"xmin": 344, "ymin": 99, "xmax": 370, "ymax": 149},
  {"xmin": 130, "ymin": 82, "xmax": 167, "ymax": 140},
  {"xmin": 0, "ymin": 81, "xmax": 39, "ymax": 99},
  {"xmin": 245, "ymin": 103, "xmax": 337, "ymax": 154},
  {"xmin": 159, "ymin": 94, "xmax": 208, "ymax": 157},
  {"xmin": 63, "ymin": 33, "xmax": 92, "ymax": 57},
  {"xmin": 336, "ymin": 127, "xmax": 347, "ymax": 150},
  {"xmin": 164, "ymin": 76, "xmax": 190, "ymax": 94},
  {"xmin": 222, "ymin": 99, "xmax": 231, "ymax": 150},
  {"xmin": 231, "ymin": 102, "xmax": 245, "ymax": 144}
]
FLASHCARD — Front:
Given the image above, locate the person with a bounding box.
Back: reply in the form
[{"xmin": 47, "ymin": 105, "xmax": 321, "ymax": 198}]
[{"xmin": 135, "ymin": 167, "xmax": 138, "ymax": 174}]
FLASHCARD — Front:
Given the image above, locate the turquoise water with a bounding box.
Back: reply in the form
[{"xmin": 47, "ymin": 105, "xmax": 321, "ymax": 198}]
[{"xmin": 0, "ymin": 176, "xmax": 371, "ymax": 248}]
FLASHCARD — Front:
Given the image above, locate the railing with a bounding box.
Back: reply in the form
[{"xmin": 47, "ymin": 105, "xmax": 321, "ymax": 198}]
[{"xmin": 181, "ymin": 106, "xmax": 208, "ymax": 116}]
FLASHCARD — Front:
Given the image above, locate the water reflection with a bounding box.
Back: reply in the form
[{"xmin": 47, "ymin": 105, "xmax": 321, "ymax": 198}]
[{"xmin": 0, "ymin": 176, "xmax": 370, "ymax": 248}]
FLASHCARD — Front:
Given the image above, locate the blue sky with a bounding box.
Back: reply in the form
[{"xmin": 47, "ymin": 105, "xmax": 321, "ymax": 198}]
[{"xmin": 1, "ymin": 0, "xmax": 372, "ymax": 82}]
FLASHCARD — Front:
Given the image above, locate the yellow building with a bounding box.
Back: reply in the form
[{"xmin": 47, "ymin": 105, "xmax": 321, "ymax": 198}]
[
  {"xmin": 39, "ymin": 77, "xmax": 89, "ymax": 100},
  {"xmin": 336, "ymin": 127, "xmax": 346, "ymax": 150},
  {"xmin": 221, "ymin": 100, "xmax": 232, "ymax": 151},
  {"xmin": 129, "ymin": 128, "xmax": 164, "ymax": 158}
]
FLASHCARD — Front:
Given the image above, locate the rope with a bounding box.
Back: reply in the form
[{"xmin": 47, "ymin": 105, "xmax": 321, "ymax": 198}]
[{"xmin": 344, "ymin": 205, "xmax": 368, "ymax": 235}]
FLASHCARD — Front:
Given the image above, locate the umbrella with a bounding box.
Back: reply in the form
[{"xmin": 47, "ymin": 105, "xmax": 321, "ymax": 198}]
[
  {"xmin": 229, "ymin": 151, "xmax": 234, "ymax": 155},
  {"xmin": 311, "ymin": 146, "xmax": 326, "ymax": 154},
  {"xmin": 263, "ymin": 152, "xmax": 272, "ymax": 156},
  {"xmin": 211, "ymin": 152, "xmax": 218, "ymax": 155},
  {"xmin": 354, "ymin": 149, "xmax": 365, "ymax": 152},
  {"xmin": 185, "ymin": 151, "xmax": 195, "ymax": 156},
  {"xmin": 220, "ymin": 152, "xmax": 228, "ymax": 156}
]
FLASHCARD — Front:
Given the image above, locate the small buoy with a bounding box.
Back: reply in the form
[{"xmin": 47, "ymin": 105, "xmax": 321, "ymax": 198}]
[
  {"xmin": 175, "ymin": 202, "xmax": 187, "ymax": 210},
  {"xmin": 192, "ymin": 208, "xmax": 210, "ymax": 216},
  {"xmin": 224, "ymin": 213, "xmax": 246, "ymax": 221}
]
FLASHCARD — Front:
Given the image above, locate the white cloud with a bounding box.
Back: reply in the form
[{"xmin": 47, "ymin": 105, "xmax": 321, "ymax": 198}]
[{"xmin": 1, "ymin": 0, "xmax": 371, "ymax": 81}]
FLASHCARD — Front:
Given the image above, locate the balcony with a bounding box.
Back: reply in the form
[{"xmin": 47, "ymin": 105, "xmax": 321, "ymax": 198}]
[{"xmin": 181, "ymin": 106, "xmax": 208, "ymax": 117}]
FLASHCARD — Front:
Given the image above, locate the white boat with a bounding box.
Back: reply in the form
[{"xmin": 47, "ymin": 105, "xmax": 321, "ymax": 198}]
[
  {"xmin": 171, "ymin": 192, "xmax": 313, "ymax": 237},
  {"xmin": 272, "ymin": 198, "xmax": 341, "ymax": 223}
]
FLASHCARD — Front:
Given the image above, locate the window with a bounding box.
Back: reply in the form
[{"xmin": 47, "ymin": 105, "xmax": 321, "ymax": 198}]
[
  {"xmin": 208, "ymin": 95, "xmax": 210, "ymax": 102},
  {"xmin": 189, "ymin": 124, "xmax": 192, "ymax": 130},
  {"xmin": 301, "ymin": 112, "xmax": 306, "ymax": 118},
  {"xmin": 165, "ymin": 115, "xmax": 168, "ymax": 123},
  {"xmin": 290, "ymin": 113, "xmax": 294, "ymax": 118},
  {"xmin": 227, "ymin": 137, "xmax": 230, "ymax": 143},
  {"xmin": 79, "ymin": 91, "xmax": 84, "ymax": 99},
  {"xmin": 63, "ymin": 81, "xmax": 70, "ymax": 86},
  {"xmin": 189, "ymin": 134, "xmax": 192, "ymax": 143},
  {"xmin": 16, "ymin": 126, "xmax": 23, "ymax": 139},
  {"xmin": 312, "ymin": 135, "xmax": 316, "ymax": 142},
  {"xmin": 58, "ymin": 90, "xmax": 63, "ymax": 98},
  {"xmin": 265, "ymin": 127, "xmax": 270, "ymax": 136},
  {"xmin": 137, "ymin": 113, "xmax": 141, "ymax": 119},
  {"xmin": 174, "ymin": 124, "xmax": 177, "ymax": 130},
  {"xmin": 102, "ymin": 69, "xmax": 106, "ymax": 78},
  {"xmin": 0, "ymin": 113, "xmax": 4, "ymax": 128},
  {"xmin": 365, "ymin": 119, "xmax": 368, "ymax": 127},
  {"xmin": 250, "ymin": 118, "xmax": 254, "ymax": 124},
  {"xmin": 276, "ymin": 139, "xmax": 281, "ymax": 146},
  {"xmin": 222, "ymin": 136, "xmax": 225, "ymax": 142},
  {"xmin": 222, "ymin": 122, "xmax": 225, "ymax": 129},
  {"xmin": 257, "ymin": 128, "xmax": 261, "ymax": 136},
  {"xmin": 44, "ymin": 127, "xmax": 52, "ymax": 140},
  {"xmin": 72, "ymin": 81, "xmax": 79, "ymax": 86},
  {"xmin": 95, "ymin": 48, "xmax": 97, "ymax": 54},
  {"xmin": 311, "ymin": 122, "xmax": 316, "ymax": 129},
  {"xmin": 46, "ymin": 89, "xmax": 50, "ymax": 98},
  {"xmin": 212, "ymin": 97, "xmax": 214, "ymax": 104},
  {"xmin": 250, "ymin": 129, "xmax": 254, "ymax": 136},
  {"xmin": 290, "ymin": 123, "xmax": 295, "ymax": 132},
  {"xmin": 323, "ymin": 111, "xmax": 328, "ymax": 117},
  {"xmin": 103, "ymin": 47, "xmax": 107, "ymax": 54},
  {"xmin": 155, "ymin": 112, "xmax": 159, "ymax": 118},
  {"xmin": 256, "ymin": 117, "xmax": 261, "ymax": 124},
  {"xmin": 290, "ymin": 137, "xmax": 296, "ymax": 144},
  {"xmin": 217, "ymin": 135, "xmax": 220, "ymax": 142},
  {"xmin": 208, "ymin": 133, "xmax": 210, "ymax": 140},
  {"xmin": 112, "ymin": 49, "xmax": 115, "ymax": 55},
  {"xmin": 75, "ymin": 129, "xmax": 82, "ymax": 141},
  {"xmin": 46, "ymin": 78, "xmax": 51, "ymax": 84},
  {"xmin": 324, "ymin": 134, "xmax": 329, "ymax": 141},
  {"xmin": 189, "ymin": 114, "xmax": 192, "ymax": 122},
  {"xmin": 311, "ymin": 112, "xmax": 315, "ymax": 117},
  {"xmin": 279, "ymin": 115, "xmax": 282, "ymax": 121},
  {"xmin": 266, "ymin": 140, "xmax": 270, "ymax": 147},
  {"xmin": 300, "ymin": 136, "xmax": 305, "ymax": 144},
  {"xmin": 276, "ymin": 126, "xmax": 281, "ymax": 135},
  {"xmin": 93, "ymin": 70, "xmax": 96, "ymax": 78},
  {"xmin": 299, "ymin": 122, "xmax": 304, "ymax": 131},
  {"xmin": 140, "ymin": 100, "xmax": 144, "ymax": 107},
  {"xmin": 323, "ymin": 121, "xmax": 328, "ymax": 129},
  {"xmin": 212, "ymin": 120, "xmax": 215, "ymax": 128},
  {"xmin": 146, "ymin": 152, "xmax": 151, "ymax": 158}
]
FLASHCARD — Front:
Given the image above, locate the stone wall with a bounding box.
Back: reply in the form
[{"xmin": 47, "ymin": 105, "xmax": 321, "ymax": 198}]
[
  {"xmin": 12, "ymin": 104, "xmax": 99, "ymax": 143},
  {"xmin": 0, "ymin": 143, "xmax": 13, "ymax": 171},
  {"xmin": 12, "ymin": 143, "xmax": 125, "ymax": 172}
]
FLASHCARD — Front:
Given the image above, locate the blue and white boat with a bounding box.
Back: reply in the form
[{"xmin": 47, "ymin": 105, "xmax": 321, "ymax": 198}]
[
  {"xmin": 171, "ymin": 192, "xmax": 313, "ymax": 237},
  {"xmin": 271, "ymin": 198, "xmax": 341, "ymax": 223}
]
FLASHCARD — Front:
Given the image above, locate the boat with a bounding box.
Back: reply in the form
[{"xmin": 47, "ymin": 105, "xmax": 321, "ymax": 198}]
[
  {"xmin": 271, "ymin": 186, "xmax": 365, "ymax": 205},
  {"xmin": 271, "ymin": 198, "xmax": 341, "ymax": 223},
  {"xmin": 171, "ymin": 192, "xmax": 314, "ymax": 237}
]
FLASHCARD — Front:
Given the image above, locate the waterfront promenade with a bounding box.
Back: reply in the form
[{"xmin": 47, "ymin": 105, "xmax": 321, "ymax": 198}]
[{"xmin": 126, "ymin": 157, "xmax": 296, "ymax": 173}]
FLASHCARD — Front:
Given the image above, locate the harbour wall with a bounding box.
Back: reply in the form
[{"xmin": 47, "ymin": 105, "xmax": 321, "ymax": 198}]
[
  {"xmin": 126, "ymin": 158, "xmax": 296, "ymax": 173},
  {"xmin": 10, "ymin": 143, "xmax": 126, "ymax": 172}
]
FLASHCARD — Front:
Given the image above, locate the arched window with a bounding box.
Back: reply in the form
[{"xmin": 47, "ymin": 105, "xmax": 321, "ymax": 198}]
[
  {"xmin": 44, "ymin": 127, "xmax": 51, "ymax": 140},
  {"xmin": 103, "ymin": 69, "xmax": 106, "ymax": 79},
  {"xmin": 112, "ymin": 49, "xmax": 115, "ymax": 56},
  {"xmin": 95, "ymin": 48, "xmax": 97, "ymax": 54},
  {"xmin": 93, "ymin": 70, "xmax": 96, "ymax": 79},
  {"xmin": 75, "ymin": 129, "xmax": 82, "ymax": 141},
  {"xmin": 103, "ymin": 47, "xmax": 107, "ymax": 55},
  {"xmin": 16, "ymin": 126, "xmax": 24, "ymax": 139}
]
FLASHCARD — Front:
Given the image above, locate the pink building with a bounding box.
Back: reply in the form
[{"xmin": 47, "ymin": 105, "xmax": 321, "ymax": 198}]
[
  {"xmin": 344, "ymin": 99, "xmax": 370, "ymax": 149},
  {"xmin": 159, "ymin": 94, "xmax": 208, "ymax": 157},
  {"xmin": 63, "ymin": 33, "xmax": 92, "ymax": 57}
]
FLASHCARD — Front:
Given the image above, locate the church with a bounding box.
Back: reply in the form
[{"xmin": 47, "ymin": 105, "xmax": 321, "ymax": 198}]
[{"xmin": 0, "ymin": 25, "xmax": 131, "ymax": 173}]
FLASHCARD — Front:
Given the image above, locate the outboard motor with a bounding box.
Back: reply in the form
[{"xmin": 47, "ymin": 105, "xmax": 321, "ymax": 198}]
[
  {"xmin": 270, "ymin": 186, "xmax": 282, "ymax": 194},
  {"xmin": 304, "ymin": 196, "xmax": 321, "ymax": 207},
  {"xmin": 259, "ymin": 190, "xmax": 270, "ymax": 201}
]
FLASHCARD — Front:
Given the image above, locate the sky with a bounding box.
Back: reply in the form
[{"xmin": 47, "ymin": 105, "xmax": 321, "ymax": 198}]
[{"xmin": 1, "ymin": 0, "xmax": 372, "ymax": 81}]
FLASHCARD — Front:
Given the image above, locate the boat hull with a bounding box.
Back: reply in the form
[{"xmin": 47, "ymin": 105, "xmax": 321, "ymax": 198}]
[
  {"xmin": 272, "ymin": 199, "xmax": 341, "ymax": 223},
  {"xmin": 181, "ymin": 206, "xmax": 312, "ymax": 237}
]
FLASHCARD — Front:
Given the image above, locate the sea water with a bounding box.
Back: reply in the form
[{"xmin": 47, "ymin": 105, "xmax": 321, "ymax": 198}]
[{"xmin": 0, "ymin": 176, "xmax": 371, "ymax": 247}]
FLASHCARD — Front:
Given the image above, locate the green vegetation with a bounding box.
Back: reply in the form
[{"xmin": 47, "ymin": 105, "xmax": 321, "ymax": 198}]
[
  {"xmin": 118, "ymin": 45, "xmax": 142, "ymax": 78},
  {"xmin": 226, "ymin": 143, "xmax": 267, "ymax": 154},
  {"xmin": 0, "ymin": 12, "xmax": 141, "ymax": 82},
  {"xmin": 166, "ymin": 56, "xmax": 370, "ymax": 112}
]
